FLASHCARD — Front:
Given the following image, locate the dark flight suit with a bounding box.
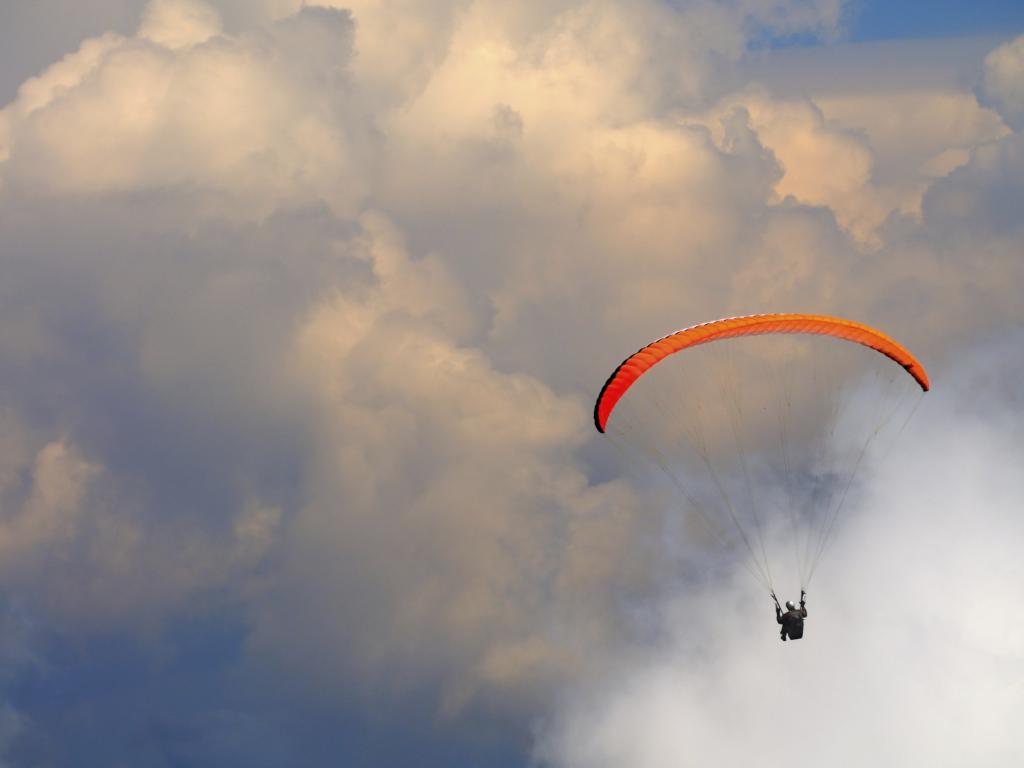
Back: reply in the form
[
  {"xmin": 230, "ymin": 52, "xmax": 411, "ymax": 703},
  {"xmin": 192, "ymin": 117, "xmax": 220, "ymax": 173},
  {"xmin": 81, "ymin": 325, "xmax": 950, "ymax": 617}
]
[{"xmin": 776, "ymin": 601, "xmax": 808, "ymax": 641}]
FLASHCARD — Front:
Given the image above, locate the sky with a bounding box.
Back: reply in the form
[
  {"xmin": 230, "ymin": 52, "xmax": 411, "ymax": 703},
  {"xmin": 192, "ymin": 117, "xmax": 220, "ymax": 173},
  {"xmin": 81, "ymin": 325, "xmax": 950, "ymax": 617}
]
[
  {"xmin": 0, "ymin": 0, "xmax": 1022, "ymax": 765},
  {"xmin": 850, "ymin": 0, "xmax": 1024, "ymax": 42}
]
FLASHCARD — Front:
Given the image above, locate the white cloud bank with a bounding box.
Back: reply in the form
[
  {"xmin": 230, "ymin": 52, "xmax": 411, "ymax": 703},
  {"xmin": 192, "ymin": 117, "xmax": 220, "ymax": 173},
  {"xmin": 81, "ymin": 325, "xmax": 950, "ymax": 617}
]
[{"xmin": 537, "ymin": 340, "xmax": 1024, "ymax": 766}]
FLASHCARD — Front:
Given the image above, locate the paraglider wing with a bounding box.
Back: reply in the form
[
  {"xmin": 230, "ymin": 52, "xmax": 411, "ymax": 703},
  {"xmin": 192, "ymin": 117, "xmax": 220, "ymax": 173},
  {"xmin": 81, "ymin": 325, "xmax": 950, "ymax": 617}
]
[{"xmin": 594, "ymin": 313, "xmax": 930, "ymax": 433}]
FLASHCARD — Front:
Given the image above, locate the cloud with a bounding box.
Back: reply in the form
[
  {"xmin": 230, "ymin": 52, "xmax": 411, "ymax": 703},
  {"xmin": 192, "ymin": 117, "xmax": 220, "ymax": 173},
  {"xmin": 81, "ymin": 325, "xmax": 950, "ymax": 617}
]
[
  {"xmin": 0, "ymin": 0, "xmax": 1022, "ymax": 763},
  {"xmin": 0, "ymin": 409, "xmax": 285, "ymax": 632},
  {"xmin": 979, "ymin": 34, "xmax": 1024, "ymax": 129},
  {"xmin": 0, "ymin": 3, "xmax": 368, "ymax": 218},
  {"xmin": 138, "ymin": 0, "xmax": 223, "ymax": 50},
  {"xmin": 0, "ymin": 0, "xmax": 146, "ymax": 104},
  {"xmin": 0, "ymin": 438, "xmax": 99, "ymax": 567},
  {"xmin": 537, "ymin": 334, "xmax": 1024, "ymax": 767},
  {"xmin": 244, "ymin": 211, "xmax": 655, "ymax": 712},
  {"xmin": 700, "ymin": 88, "xmax": 887, "ymax": 242},
  {"xmin": 921, "ymin": 130, "xmax": 1024, "ymax": 240}
]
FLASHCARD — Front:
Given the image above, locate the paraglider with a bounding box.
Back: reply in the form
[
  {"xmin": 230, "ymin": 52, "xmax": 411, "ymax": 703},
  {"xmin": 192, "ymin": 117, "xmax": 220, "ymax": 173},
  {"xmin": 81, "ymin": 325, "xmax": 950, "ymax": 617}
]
[
  {"xmin": 594, "ymin": 314, "xmax": 929, "ymax": 434},
  {"xmin": 594, "ymin": 313, "xmax": 929, "ymax": 640}
]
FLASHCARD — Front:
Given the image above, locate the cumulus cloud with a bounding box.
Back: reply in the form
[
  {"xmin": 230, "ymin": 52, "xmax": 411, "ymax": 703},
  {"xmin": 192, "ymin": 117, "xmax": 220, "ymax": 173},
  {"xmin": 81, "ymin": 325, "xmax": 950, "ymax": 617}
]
[
  {"xmin": 700, "ymin": 88, "xmax": 888, "ymax": 242},
  {"xmin": 0, "ymin": 2, "xmax": 368, "ymax": 217},
  {"xmin": 922, "ymin": 130, "xmax": 1024, "ymax": 241},
  {"xmin": 0, "ymin": 409, "xmax": 283, "ymax": 630},
  {"xmin": 979, "ymin": 34, "xmax": 1024, "ymax": 129},
  {"xmin": 138, "ymin": 0, "xmax": 223, "ymax": 49},
  {"xmin": 0, "ymin": 438, "xmax": 98, "ymax": 567},
  {"xmin": 0, "ymin": 0, "xmax": 1022, "ymax": 763},
  {"xmin": 816, "ymin": 89, "xmax": 1007, "ymax": 184},
  {"xmin": 242, "ymin": 211, "xmax": 654, "ymax": 711}
]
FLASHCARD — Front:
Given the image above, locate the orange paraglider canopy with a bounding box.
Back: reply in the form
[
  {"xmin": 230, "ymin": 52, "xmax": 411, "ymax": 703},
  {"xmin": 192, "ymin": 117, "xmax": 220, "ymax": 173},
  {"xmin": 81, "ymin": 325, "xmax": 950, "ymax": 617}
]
[{"xmin": 594, "ymin": 313, "xmax": 929, "ymax": 433}]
